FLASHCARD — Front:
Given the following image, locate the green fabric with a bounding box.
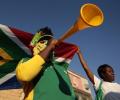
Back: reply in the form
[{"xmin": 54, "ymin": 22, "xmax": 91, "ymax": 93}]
[
  {"xmin": 0, "ymin": 29, "xmax": 30, "ymax": 78},
  {"xmin": 33, "ymin": 60, "xmax": 75, "ymax": 100},
  {"xmin": 95, "ymin": 81, "xmax": 103, "ymax": 100},
  {"xmin": 30, "ymin": 32, "xmax": 52, "ymax": 47},
  {"xmin": 16, "ymin": 42, "xmax": 77, "ymax": 100}
]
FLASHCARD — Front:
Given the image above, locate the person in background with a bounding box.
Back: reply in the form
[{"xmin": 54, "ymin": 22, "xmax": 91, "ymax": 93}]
[{"xmin": 77, "ymin": 47, "xmax": 120, "ymax": 100}]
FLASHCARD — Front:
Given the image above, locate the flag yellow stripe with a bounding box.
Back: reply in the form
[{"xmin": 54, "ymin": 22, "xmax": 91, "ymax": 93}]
[{"xmin": 0, "ymin": 48, "xmax": 13, "ymax": 66}]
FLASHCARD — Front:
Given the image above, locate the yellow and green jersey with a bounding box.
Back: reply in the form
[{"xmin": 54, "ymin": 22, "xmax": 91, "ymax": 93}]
[{"xmin": 16, "ymin": 42, "xmax": 78, "ymax": 100}]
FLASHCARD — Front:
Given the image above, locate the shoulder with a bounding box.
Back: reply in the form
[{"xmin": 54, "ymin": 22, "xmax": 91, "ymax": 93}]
[
  {"xmin": 19, "ymin": 57, "xmax": 30, "ymax": 63},
  {"xmin": 94, "ymin": 75, "xmax": 101, "ymax": 83},
  {"xmin": 94, "ymin": 75, "xmax": 102, "ymax": 90}
]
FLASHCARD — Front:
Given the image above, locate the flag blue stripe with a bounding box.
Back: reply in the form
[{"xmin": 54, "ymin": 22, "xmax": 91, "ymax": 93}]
[{"xmin": 0, "ymin": 76, "xmax": 21, "ymax": 90}]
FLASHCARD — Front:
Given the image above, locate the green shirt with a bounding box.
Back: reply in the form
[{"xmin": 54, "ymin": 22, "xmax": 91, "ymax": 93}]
[{"xmin": 33, "ymin": 60, "xmax": 75, "ymax": 100}]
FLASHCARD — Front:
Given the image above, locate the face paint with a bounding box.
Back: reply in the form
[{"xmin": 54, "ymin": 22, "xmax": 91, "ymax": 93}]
[
  {"xmin": 33, "ymin": 40, "xmax": 48, "ymax": 55},
  {"xmin": 30, "ymin": 30, "xmax": 53, "ymax": 55},
  {"xmin": 30, "ymin": 32, "xmax": 42, "ymax": 47},
  {"xmin": 30, "ymin": 31, "xmax": 53, "ymax": 47}
]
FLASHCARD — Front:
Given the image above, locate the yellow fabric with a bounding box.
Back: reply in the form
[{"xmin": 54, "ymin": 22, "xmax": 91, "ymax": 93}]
[
  {"xmin": 16, "ymin": 55, "xmax": 45, "ymax": 100},
  {"xmin": 23, "ymin": 82, "xmax": 34, "ymax": 100},
  {"xmin": 33, "ymin": 41, "xmax": 47, "ymax": 56},
  {"xmin": 16, "ymin": 55, "xmax": 45, "ymax": 81}
]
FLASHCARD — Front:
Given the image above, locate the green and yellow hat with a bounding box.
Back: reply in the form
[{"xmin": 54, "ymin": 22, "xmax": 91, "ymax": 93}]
[{"xmin": 30, "ymin": 31, "xmax": 53, "ymax": 47}]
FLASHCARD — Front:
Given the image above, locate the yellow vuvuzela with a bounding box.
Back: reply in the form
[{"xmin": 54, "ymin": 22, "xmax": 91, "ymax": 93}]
[{"xmin": 58, "ymin": 3, "xmax": 104, "ymax": 42}]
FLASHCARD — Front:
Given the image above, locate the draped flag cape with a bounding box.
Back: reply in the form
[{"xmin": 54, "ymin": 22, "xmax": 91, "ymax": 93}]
[{"xmin": 0, "ymin": 24, "xmax": 78, "ymax": 99}]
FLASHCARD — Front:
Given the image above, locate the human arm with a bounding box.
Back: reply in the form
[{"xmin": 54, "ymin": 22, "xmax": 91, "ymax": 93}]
[
  {"xmin": 16, "ymin": 55, "xmax": 45, "ymax": 82},
  {"xmin": 39, "ymin": 39, "xmax": 57, "ymax": 61},
  {"xmin": 77, "ymin": 47, "xmax": 94, "ymax": 84},
  {"xmin": 16, "ymin": 39, "xmax": 57, "ymax": 82}
]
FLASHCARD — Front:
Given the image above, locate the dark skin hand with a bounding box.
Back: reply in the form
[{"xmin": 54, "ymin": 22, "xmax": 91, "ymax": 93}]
[
  {"xmin": 39, "ymin": 39, "xmax": 57, "ymax": 61},
  {"xmin": 77, "ymin": 47, "xmax": 94, "ymax": 84}
]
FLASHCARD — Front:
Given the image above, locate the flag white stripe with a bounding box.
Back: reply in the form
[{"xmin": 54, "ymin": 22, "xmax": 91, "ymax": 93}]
[
  {"xmin": 55, "ymin": 57, "xmax": 71, "ymax": 64},
  {"xmin": 0, "ymin": 24, "xmax": 31, "ymax": 55},
  {"xmin": 0, "ymin": 71, "xmax": 15, "ymax": 85}
]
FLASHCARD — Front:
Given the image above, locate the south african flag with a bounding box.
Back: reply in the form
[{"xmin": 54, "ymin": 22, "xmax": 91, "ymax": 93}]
[
  {"xmin": 0, "ymin": 24, "xmax": 78, "ymax": 100},
  {"xmin": 0, "ymin": 24, "xmax": 33, "ymax": 89}
]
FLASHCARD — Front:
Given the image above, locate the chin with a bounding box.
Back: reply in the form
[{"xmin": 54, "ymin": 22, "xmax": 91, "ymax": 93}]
[{"xmin": 110, "ymin": 78, "xmax": 115, "ymax": 82}]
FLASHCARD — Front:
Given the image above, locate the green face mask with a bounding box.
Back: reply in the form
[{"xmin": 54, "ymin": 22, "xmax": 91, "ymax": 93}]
[
  {"xmin": 30, "ymin": 31, "xmax": 53, "ymax": 47},
  {"xmin": 30, "ymin": 32, "xmax": 42, "ymax": 47}
]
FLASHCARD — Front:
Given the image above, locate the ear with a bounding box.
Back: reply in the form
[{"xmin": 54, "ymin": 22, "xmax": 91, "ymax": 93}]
[{"xmin": 100, "ymin": 73, "xmax": 105, "ymax": 79}]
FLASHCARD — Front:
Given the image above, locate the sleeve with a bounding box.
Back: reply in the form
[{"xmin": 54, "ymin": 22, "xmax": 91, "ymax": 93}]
[
  {"xmin": 16, "ymin": 55, "xmax": 45, "ymax": 82},
  {"xmin": 94, "ymin": 75, "xmax": 101, "ymax": 91}
]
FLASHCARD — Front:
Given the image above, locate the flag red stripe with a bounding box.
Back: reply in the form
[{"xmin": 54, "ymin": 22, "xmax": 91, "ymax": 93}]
[
  {"xmin": 54, "ymin": 42, "xmax": 78, "ymax": 59},
  {"xmin": 9, "ymin": 26, "xmax": 77, "ymax": 59},
  {"xmin": 9, "ymin": 27, "xmax": 33, "ymax": 48}
]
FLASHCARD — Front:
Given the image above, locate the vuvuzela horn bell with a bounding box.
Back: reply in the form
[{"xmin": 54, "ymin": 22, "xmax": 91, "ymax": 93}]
[{"xmin": 58, "ymin": 3, "xmax": 104, "ymax": 42}]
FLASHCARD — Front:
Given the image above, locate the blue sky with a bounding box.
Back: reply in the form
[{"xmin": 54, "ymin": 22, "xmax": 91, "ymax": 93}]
[{"xmin": 0, "ymin": 0, "xmax": 120, "ymax": 98}]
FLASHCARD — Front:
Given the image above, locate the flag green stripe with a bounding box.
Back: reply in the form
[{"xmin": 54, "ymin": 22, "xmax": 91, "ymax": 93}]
[
  {"xmin": 0, "ymin": 29, "xmax": 29, "ymax": 59},
  {"xmin": 0, "ymin": 61, "xmax": 18, "ymax": 78},
  {"xmin": 33, "ymin": 60, "xmax": 75, "ymax": 100},
  {"xmin": 0, "ymin": 29, "xmax": 30, "ymax": 78}
]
